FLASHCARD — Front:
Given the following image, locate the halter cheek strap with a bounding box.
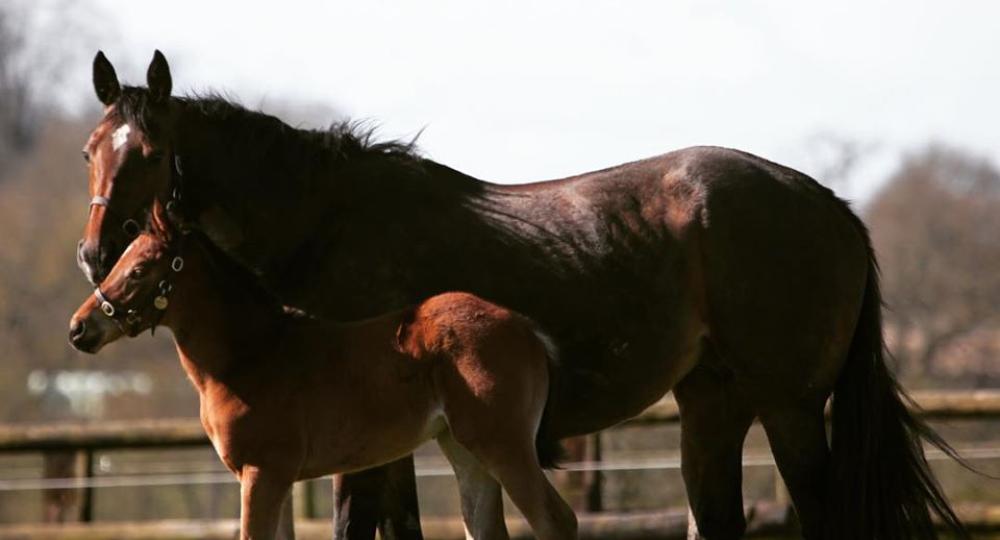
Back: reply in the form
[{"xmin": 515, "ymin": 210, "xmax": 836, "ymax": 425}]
[
  {"xmin": 85, "ymin": 152, "xmax": 188, "ymax": 235},
  {"xmin": 90, "ymin": 194, "xmax": 141, "ymax": 237},
  {"xmin": 93, "ymin": 252, "xmax": 185, "ymax": 336}
]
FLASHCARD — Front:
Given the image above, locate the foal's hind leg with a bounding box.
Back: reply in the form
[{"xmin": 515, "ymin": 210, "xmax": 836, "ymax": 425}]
[
  {"xmin": 437, "ymin": 431, "xmax": 510, "ymax": 540},
  {"xmin": 674, "ymin": 361, "xmax": 755, "ymax": 540},
  {"xmin": 474, "ymin": 443, "xmax": 577, "ymax": 540},
  {"xmin": 444, "ymin": 410, "xmax": 575, "ymax": 537},
  {"xmin": 758, "ymin": 402, "xmax": 830, "ymax": 540}
]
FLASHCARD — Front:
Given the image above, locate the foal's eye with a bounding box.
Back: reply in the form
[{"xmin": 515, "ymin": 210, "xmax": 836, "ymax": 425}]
[
  {"xmin": 82, "ymin": 151, "xmax": 91, "ymax": 164},
  {"xmin": 129, "ymin": 266, "xmax": 145, "ymax": 279}
]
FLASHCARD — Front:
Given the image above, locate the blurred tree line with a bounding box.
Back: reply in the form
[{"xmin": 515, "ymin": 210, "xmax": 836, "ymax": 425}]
[
  {"xmin": 0, "ymin": 1, "xmax": 194, "ymax": 424},
  {"xmin": 869, "ymin": 146, "xmax": 1000, "ymax": 386},
  {"xmin": 0, "ymin": 4, "xmax": 998, "ymax": 429}
]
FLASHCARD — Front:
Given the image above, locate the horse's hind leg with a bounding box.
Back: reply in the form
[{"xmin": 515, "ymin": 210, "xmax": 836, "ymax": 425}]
[
  {"xmin": 674, "ymin": 360, "xmax": 755, "ymax": 540},
  {"xmin": 437, "ymin": 431, "xmax": 511, "ymax": 540},
  {"xmin": 758, "ymin": 402, "xmax": 830, "ymax": 540}
]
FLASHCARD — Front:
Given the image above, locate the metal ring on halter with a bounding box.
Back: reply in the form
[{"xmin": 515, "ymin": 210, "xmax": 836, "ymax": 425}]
[
  {"xmin": 125, "ymin": 310, "xmax": 141, "ymax": 325},
  {"xmin": 171, "ymin": 256, "xmax": 184, "ymax": 272},
  {"xmin": 122, "ymin": 219, "xmax": 141, "ymax": 237}
]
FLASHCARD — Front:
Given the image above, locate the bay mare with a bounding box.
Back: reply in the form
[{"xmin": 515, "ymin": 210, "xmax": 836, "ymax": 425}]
[
  {"xmin": 69, "ymin": 219, "xmax": 576, "ymax": 540},
  {"xmin": 76, "ymin": 51, "xmax": 966, "ymax": 539}
]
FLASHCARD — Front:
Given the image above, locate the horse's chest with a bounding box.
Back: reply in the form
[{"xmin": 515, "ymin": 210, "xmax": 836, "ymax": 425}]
[{"xmin": 200, "ymin": 395, "xmax": 250, "ymax": 474}]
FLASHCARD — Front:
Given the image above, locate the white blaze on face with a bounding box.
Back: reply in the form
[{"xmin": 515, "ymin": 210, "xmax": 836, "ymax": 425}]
[{"xmin": 112, "ymin": 124, "xmax": 131, "ymax": 151}]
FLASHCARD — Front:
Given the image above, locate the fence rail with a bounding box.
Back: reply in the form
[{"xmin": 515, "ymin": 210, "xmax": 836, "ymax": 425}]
[
  {"xmin": 1, "ymin": 503, "xmax": 999, "ymax": 540},
  {"xmin": 3, "ymin": 390, "xmax": 999, "ymax": 452},
  {"xmin": 0, "ymin": 389, "xmax": 997, "ymax": 536}
]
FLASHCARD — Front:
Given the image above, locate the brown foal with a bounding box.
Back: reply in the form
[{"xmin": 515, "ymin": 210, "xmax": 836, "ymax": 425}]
[{"xmin": 68, "ymin": 217, "xmax": 576, "ymax": 539}]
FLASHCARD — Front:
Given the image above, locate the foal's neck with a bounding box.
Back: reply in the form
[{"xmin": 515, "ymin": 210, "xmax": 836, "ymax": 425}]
[{"xmin": 161, "ymin": 240, "xmax": 280, "ymax": 388}]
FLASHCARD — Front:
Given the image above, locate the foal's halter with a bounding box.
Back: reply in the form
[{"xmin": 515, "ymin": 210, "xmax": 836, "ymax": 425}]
[
  {"xmin": 88, "ymin": 154, "xmax": 186, "ymax": 238},
  {"xmin": 93, "ymin": 239, "xmax": 186, "ymax": 337}
]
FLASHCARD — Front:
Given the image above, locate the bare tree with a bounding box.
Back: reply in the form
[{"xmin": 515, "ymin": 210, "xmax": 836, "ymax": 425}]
[
  {"xmin": 0, "ymin": 0, "xmax": 100, "ymax": 176},
  {"xmin": 802, "ymin": 131, "xmax": 879, "ymax": 190},
  {"xmin": 866, "ymin": 144, "xmax": 1000, "ymax": 383},
  {"xmin": 0, "ymin": 4, "xmax": 37, "ymax": 167}
]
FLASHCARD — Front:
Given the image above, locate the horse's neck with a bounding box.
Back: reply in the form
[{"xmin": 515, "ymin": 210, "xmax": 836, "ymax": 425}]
[
  {"xmin": 171, "ymin": 99, "xmax": 586, "ymax": 314},
  {"xmin": 173, "ymin": 105, "xmax": 329, "ymax": 269}
]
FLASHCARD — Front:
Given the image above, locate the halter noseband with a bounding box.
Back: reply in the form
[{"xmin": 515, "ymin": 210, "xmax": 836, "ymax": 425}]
[{"xmin": 93, "ymin": 247, "xmax": 186, "ymax": 337}]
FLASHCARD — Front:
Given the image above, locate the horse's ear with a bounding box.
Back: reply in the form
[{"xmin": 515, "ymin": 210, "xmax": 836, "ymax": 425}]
[
  {"xmin": 92, "ymin": 51, "xmax": 120, "ymax": 105},
  {"xmin": 146, "ymin": 50, "xmax": 172, "ymax": 104}
]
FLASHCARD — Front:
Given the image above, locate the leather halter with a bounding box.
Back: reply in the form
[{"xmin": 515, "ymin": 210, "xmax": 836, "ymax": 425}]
[
  {"xmin": 89, "ymin": 153, "xmax": 186, "ymax": 237},
  {"xmin": 93, "ymin": 245, "xmax": 186, "ymax": 337}
]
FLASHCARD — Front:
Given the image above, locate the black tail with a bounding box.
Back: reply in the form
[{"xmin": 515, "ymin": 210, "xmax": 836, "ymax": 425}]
[{"xmin": 828, "ymin": 231, "xmax": 968, "ymax": 539}]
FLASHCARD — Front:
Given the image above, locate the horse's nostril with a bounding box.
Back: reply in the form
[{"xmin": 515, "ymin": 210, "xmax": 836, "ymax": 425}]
[{"xmin": 69, "ymin": 320, "xmax": 87, "ymax": 342}]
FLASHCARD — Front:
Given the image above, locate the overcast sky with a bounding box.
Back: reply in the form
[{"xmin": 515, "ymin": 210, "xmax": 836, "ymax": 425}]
[{"xmin": 60, "ymin": 1, "xmax": 1000, "ymax": 202}]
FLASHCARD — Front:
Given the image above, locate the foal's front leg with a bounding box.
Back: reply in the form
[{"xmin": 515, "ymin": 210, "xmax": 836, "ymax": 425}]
[{"xmin": 240, "ymin": 465, "xmax": 295, "ymax": 540}]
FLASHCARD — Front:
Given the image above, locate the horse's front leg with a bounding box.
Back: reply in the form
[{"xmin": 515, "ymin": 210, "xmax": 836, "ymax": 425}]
[
  {"xmin": 240, "ymin": 465, "xmax": 295, "ymax": 540},
  {"xmin": 332, "ymin": 456, "xmax": 424, "ymax": 540}
]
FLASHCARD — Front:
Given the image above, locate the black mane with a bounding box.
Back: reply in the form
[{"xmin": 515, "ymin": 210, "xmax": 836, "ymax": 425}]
[
  {"xmin": 111, "ymin": 86, "xmax": 421, "ymax": 163},
  {"xmin": 185, "ymin": 230, "xmax": 285, "ymax": 314}
]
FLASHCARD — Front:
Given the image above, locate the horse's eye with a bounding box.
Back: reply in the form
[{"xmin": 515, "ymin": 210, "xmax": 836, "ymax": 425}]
[
  {"xmin": 148, "ymin": 150, "xmax": 165, "ymax": 162},
  {"xmin": 82, "ymin": 151, "xmax": 90, "ymax": 164},
  {"xmin": 129, "ymin": 266, "xmax": 144, "ymax": 279}
]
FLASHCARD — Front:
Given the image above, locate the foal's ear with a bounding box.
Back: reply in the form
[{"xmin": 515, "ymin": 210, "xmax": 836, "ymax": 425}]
[
  {"xmin": 146, "ymin": 50, "xmax": 172, "ymax": 104},
  {"xmin": 92, "ymin": 51, "xmax": 121, "ymax": 105},
  {"xmin": 149, "ymin": 199, "xmax": 176, "ymax": 243}
]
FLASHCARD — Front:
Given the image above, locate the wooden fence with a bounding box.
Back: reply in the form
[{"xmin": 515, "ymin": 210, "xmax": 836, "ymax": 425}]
[{"xmin": 0, "ymin": 390, "xmax": 998, "ymax": 538}]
